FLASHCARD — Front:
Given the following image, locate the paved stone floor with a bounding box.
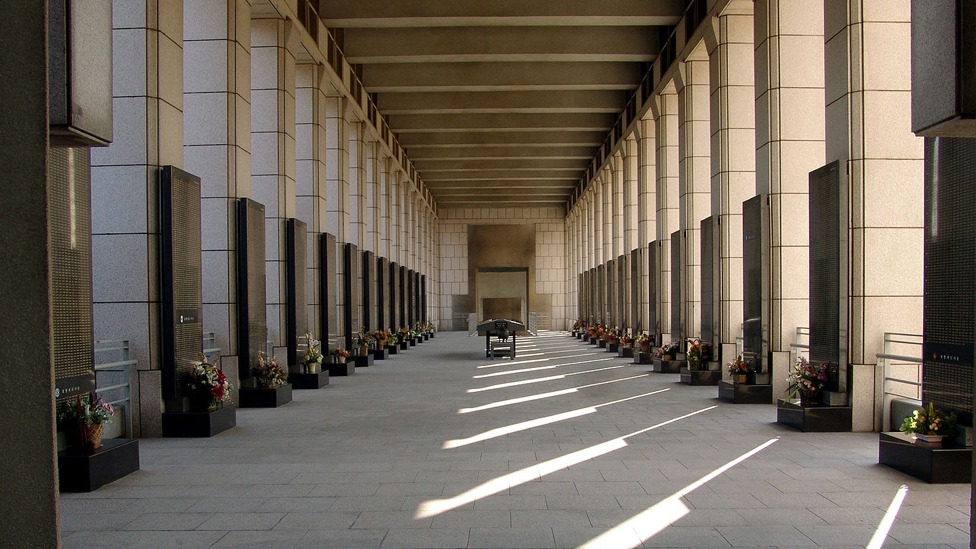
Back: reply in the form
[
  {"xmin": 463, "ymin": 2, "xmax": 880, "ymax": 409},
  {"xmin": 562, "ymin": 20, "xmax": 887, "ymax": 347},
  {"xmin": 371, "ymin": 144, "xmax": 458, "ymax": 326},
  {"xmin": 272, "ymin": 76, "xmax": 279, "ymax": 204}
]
[{"xmin": 61, "ymin": 331, "xmax": 971, "ymax": 548}]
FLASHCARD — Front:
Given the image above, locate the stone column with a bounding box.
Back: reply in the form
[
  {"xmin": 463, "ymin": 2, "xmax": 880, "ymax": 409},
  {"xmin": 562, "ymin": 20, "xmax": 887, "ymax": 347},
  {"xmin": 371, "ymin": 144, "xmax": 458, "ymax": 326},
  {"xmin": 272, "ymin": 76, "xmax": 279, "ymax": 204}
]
[
  {"xmin": 366, "ymin": 144, "xmax": 381, "ymax": 253},
  {"xmin": 705, "ymin": 1, "xmax": 756, "ymax": 363},
  {"xmin": 623, "ymin": 139, "xmax": 638, "ymax": 330},
  {"xmin": 652, "ymin": 84, "xmax": 680, "ymax": 340},
  {"xmin": 91, "ymin": 0, "xmax": 184, "ymax": 436},
  {"xmin": 348, "ymin": 120, "xmax": 366, "ymax": 248},
  {"xmin": 250, "ymin": 17, "xmax": 298, "ymax": 351},
  {"xmin": 295, "ymin": 63, "xmax": 329, "ymax": 338},
  {"xmin": 824, "ymin": 0, "xmax": 923, "ymax": 431},
  {"xmin": 676, "ymin": 45, "xmax": 711, "ymax": 342},
  {"xmin": 184, "ymin": 0, "xmax": 252, "ymax": 365},
  {"xmin": 380, "ymin": 158, "xmax": 392, "ymax": 259},
  {"xmin": 389, "ymin": 169, "xmax": 401, "ymax": 264},
  {"xmin": 637, "ymin": 118, "xmax": 658, "ymax": 334},
  {"xmin": 0, "ymin": 4, "xmax": 58, "ymax": 545},
  {"xmin": 612, "ymin": 153, "xmax": 625, "ymax": 260},
  {"xmin": 325, "ymin": 94, "xmax": 349, "ymax": 342},
  {"xmin": 755, "ymin": 0, "xmax": 825, "ymax": 393}
]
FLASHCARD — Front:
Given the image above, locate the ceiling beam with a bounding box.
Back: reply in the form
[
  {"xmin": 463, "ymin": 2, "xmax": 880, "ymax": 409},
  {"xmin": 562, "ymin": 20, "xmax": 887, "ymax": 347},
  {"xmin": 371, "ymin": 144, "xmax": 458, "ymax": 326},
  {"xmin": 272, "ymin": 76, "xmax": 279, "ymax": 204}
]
[
  {"xmin": 343, "ymin": 27, "xmax": 659, "ymax": 64},
  {"xmin": 376, "ymin": 90, "xmax": 628, "ymax": 114},
  {"xmin": 387, "ymin": 112, "xmax": 615, "ymax": 133},
  {"xmin": 407, "ymin": 146, "xmax": 597, "ymax": 159},
  {"xmin": 398, "ymin": 130, "xmax": 606, "ymax": 147},
  {"xmin": 361, "ymin": 62, "xmax": 642, "ymax": 93}
]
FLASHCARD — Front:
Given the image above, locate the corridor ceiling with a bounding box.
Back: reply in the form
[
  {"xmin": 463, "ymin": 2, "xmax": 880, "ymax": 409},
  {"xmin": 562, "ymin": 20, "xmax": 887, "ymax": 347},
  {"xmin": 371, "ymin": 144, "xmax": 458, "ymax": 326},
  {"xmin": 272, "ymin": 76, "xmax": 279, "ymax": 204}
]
[{"xmin": 317, "ymin": 0, "xmax": 685, "ymax": 209}]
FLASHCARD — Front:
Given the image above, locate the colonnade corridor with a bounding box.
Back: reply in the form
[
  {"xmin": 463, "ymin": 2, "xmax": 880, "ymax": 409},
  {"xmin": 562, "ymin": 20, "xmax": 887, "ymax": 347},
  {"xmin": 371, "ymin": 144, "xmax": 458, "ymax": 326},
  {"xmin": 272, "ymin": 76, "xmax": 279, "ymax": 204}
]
[{"xmin": 60, "ymin": 332, "xmax": 968, "ymax": 549}]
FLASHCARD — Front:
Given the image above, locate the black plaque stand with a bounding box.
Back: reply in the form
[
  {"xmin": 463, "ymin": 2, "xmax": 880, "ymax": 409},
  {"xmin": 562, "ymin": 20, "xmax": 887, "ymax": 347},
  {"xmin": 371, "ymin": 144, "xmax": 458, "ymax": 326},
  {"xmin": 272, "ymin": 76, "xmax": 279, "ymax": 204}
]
[
  {"xmin": 239, "ymin": 384, "xmax": 293, "ymax": 408},
  {"xmin": 776, "ymin": 399, "xmax": 852, "ymax": 432},
  {"xmin": 598, "ymin": 339, "xmax": 607, "ymax": 348},
  {"xmin": 289, "ymin": 372, "xmax": 329, "ymax": 390},
  {"xmin": 633, "ymin": 352, "xmax": 652, "ymax": 364},
  {"xmin": 355, "ymin": 354, "xmax": 374, "ymax": 367},
  {"xmin": 162, "ymin": 405, "xmax": 237, "ymax": 437},
  {"xmin": 408, "ymin": 338, "xmax": 417, "ymax": 347},
  {"xmin": 329, "ymin": 359, "xmax": 355, "ymax": 376},
  {"xmin": 399, "ymin": 341, "xmax": 408, "ymax": 351},
  {"xmin": 608, "ymin": 343, "xmax": 619, "ymax": 353},
  {"xmin": 58, "ymin": 438, "xmax": 140, "ymax": 492},
  {"xmin": 372, "ymin": 347, "xmax": 390, "ymax": 360},
  {"xmin": 718, "ymin": 381, "xmax": 773, "ymax": 404},
  {"xmin": 879, "ymin": 432, "xmax": 972, "ymax": 483},
  {"xmin": 652, "ymin": 359, "xmax": 684, "ymax": 373},
  {"xmin": 387, "ymin": 344, "xmax": 399, "ymax": 355},
  {"xmin": 618, "ymin": 346, "xmax": 635, "ymax": 358},
  {"xmin": 679, "ymin": 368, "xmax": 720, "ymax": 385}
]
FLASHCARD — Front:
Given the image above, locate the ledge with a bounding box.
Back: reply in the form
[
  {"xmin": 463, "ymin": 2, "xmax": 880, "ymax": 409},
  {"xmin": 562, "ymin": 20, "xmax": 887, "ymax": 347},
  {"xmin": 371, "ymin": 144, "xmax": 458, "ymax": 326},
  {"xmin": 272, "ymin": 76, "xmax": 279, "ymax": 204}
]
[
  {"xmin": 680, "ymin": 368, "xmax": 720, "ymax": 386},
  {"xmin": 329, "ymin": 359, "xmax": 356, "ymax": 376},
  {"xmin": 289, "ymin": 371, "xmax": 330, "ymax": 390},
  {"xmin": 652, "ymin": 359, "xmax": 683, "ymax": 374},
  {"xmin": 162, "ymin": 405, "xmax": 236, "ymax": 438},
  {"xmin": 355, "ymin": 354, "xmax": 375, "ymax": 367},
  {"xmin": 718, "ymin": 381, "xmax": 773, "ymax": 404},
  {"xmin": 372, "ymin": 347, "xmax": 390, "ymax": 360},
  {"xmin": 239, "ymin": 384, "xmax": 293, "ymax": 408}
]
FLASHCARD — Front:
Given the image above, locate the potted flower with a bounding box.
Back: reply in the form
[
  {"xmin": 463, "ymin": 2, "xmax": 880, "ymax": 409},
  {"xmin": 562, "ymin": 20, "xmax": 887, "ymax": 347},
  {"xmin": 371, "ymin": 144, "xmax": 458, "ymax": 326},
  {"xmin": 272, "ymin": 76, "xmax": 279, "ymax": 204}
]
[
  {"xmin": 727, "ymin": 355, "xmax": 750, "ymax": 384},
  {"xmin": 256, "ymin": 353, "xmax": 288, "ymax": 389},
  {"xmin": 900, "ymin": 402, "xmax": 957, "ymax": 445},
  {"xmin": 373, "ymin": 330, "xmax": 389, "ymax": 350},
  {"xmin": 656, "ymin": 342, "xmax": 679, "ymax": 361},
  {"xmin": 686, "ymin": 338, "xmax": 704, "ymax": 370},
  {"xmin": 331, "ymin": 347, "xmax": 350, "ymax": 364},
  {"xmin": 58, "ymin": 393, "xmax": 114, "ymax": 451},
  {"xmin": 355, "ymin": 327, "xmax": 374, "ymax": 355},
  {"xmin": 188, "ymin": 357, "xmax": 233, "ymax": 412},
  {"xmin": 302, "ymin": 332, "xmax": 324, "ymax": 373},
  {"xmin": 786, "ymin": 357, "xmax": 829, "ymax": 405},
  {"xmin": 635, "ymin": 332, "xmax": 651, "ymax": 353}
]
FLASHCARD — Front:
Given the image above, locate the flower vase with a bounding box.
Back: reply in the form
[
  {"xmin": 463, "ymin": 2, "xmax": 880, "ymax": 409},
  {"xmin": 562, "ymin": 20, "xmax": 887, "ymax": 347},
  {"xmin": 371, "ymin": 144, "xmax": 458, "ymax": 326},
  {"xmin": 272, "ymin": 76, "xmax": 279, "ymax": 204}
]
[
  {"xmin": 84, "ymin": 423, "xmax": 104, "ymax": 451},
  {"xmin": 688, "ymin": 358, "xmax": 701, "ymax": 371},
  {"xmin": 640, "ymin": 342, "xmax": 650, "ymax": 353},
  {"xmin": 736, "ymin": 374, "xmax": 747, "ymax": 384},
  {"xmin": 306, "ymin": 362, "xmax": 320, "ymax": 374},
  {"xmin": 359, "ymin": 345, "xmax": 369, "ymax": 356},
  {"xmin": 799, "ymin": 388, "xmax": 821, "ymax": 406},
  {"xmin": 332, "ymin": 355, "xmax": 343, "ymax": 364}
]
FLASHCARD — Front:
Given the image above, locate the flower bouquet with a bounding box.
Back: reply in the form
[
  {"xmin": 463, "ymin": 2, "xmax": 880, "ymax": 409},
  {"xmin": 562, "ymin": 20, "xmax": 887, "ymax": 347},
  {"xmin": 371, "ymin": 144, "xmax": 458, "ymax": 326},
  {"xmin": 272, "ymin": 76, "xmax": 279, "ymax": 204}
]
[
  {"xmin": 58, "ymin": 393, "xmax": 115, "ymax": 450},
  {"xmin": 256, "ymin": 353, "xmax": 288, "ymax": 388},
  {"xmin": 686, "ymin": 338, "xmax": 704, "ymax": 369},
  {"xmin": 189, "ymin": 357, "xmax": 233, "ymax": 411},
  {"xmin": 900, "ymin": 402, "xmax": 957, "ymax": 444},
  {"xmin": 302, "ymin": 332, "xmax": 324, "ymax": 373},
  {"xmin": 331, "ymin": 347, "xmax": 351, "ymax": 364},
  {"xmin": 727, "ymin": 355, "xmax": 750, "ymax": 383},
  {"xmin": 786, "ymin": 357, "xmax": 828, "ymax": 405},
  {"xmin": 635, "ymin": 332, "xmax": 651, "ymax": 353}
]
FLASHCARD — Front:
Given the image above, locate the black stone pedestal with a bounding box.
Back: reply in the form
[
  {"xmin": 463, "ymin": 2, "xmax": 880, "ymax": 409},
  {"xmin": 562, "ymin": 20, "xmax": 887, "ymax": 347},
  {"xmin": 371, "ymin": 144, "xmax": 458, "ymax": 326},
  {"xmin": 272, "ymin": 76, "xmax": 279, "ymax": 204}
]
[
  {"xmin": 680, "ymin": 368, "xmax": 720, "ymax": 386},
  {"xmin": 329, "ymin": 359, "xmax": 355, "ymax": 376},
  {"xmin": 355, "ymin": 354, "xmax": 375, "ymax": 367},
  {"xmin": 652, "ymin": 359, "xmax": 683, "ymax": 373},
  {"xmin": 399, "ymin": 341, "xmax": 408, "ymax": 351},
  {"xmin": 423, "ymin": 333, "xmax": 430, "ymax": 341},
  {"xmin": 408, "ymin": 338, "xmax": 417, "ymax": 347},
  {"xmin": 58, "ymin": 438, "xmax": 140, "ymax": 492},
  {"xmin": 239, "ymin": 384, "xmax": 293, "ymax": 408},
  {"xmin": 633, "ymin": 352, "xmax": 652, "ymax": 364},
  {"xmin": 372, "ymin": 347, "xmax": 390, "ymax": 360},
  {"xmin": 608, "ymin": 343, "xmax": 619, "ymax": 353},
  {"xmin": 289, "ymin": 371, "xmax": 329, "ymax": 389},
  {"xmin": 618, "ymin": 347, "xmax": 635, "ymax": 358},
  {"xmin": 388, "ymin": 344, "xmax": 399, "ymax": 355},
  {"xmin": 879, "ymin": 432, "xmax": 972, "ymax": 483},
  {"xmin": 718, "ymin": 381, "xmax": 773, "ymax": 404},
  {"xmin": 598, "ymin": 339, "xmax": 607, "ymax": 348},
  {"xmin": 162, "ymin": 405, "xmax": 236, "ymax": 437},
  {"xmin": 776, "ymin": 399, "xmax": 852, "ymax": 432}
]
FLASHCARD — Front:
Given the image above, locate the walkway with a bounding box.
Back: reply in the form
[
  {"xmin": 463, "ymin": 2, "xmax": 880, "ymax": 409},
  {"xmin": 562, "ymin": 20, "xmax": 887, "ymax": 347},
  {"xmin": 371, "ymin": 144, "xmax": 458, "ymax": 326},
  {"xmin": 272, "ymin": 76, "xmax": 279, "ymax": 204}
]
[{"xmin": 61, "ymin": 332, "xmax": 970, "ymax": 548}]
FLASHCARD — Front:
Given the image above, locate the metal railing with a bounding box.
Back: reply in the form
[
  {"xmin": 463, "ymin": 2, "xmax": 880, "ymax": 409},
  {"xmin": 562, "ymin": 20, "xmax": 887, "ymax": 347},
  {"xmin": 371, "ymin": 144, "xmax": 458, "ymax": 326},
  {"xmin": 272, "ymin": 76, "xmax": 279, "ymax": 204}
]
[
  {"xmin": 93, "ymin": 340, "xmax": 137, "ymax": 438},
  {"xmin": 527, "ymin": 313, "xmax": 538, "ymax": 336},
  {"xmin": 877, "ymin": 332, "xmax": 923, "ymax": 431},
  {"xmin": 789, "ymin": 327, "xmax": 810, "ymax": 365}
]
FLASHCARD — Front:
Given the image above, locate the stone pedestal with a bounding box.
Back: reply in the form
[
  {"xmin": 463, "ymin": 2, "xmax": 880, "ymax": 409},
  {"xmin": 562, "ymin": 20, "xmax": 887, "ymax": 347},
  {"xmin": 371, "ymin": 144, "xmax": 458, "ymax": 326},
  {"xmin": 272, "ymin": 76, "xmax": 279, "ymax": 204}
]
[
  {"xmin": 329, "ymin": 359, "xmax": 355, "ymax": 376},
  {"xmin": 289, "ymin": 372, "xmax": 329, "ymax": 390},
  {"xmin": 618, "ymin": 346, "xmax": 635, "ymax": 358},
  {"xmin": 598, "ymin": 339, "xmax": 607, "ymax": 348},
  {"xmin": 162, "ymin": 405, "xmax": 237, "ymax": 437},
  {"xmin": 679, "ymin": 368, "xmax": 720, "ymax": 386},
  {"xmin": 633, "ymin": 352, "xmax": 652, "ymax": 364},
  {"xmin": 718, "ymin": 381, "xmax": 773, "ymax": 404},
  {"xmin": 58, "ymin": 438, "xmax": 140, "ymax": 492},
  {"xmin": 608, "ymin": 342, "xmax": 619, "ymax": 353},
  {"xmin": 408, "ymin": 338, "xmax": 417, "ymax": 347},
  {"xmin": 239, "ymin": 384, "xmax": 293, "ymax": 408},
  {"xmin": 372, "ymin": 347, "xmax": 390, "ymax": 360},
  {"xmin": 355, "ymin": 354, "xmax": 375, "ymax": 367},
  {"xmin": 652, "ymin": 359, "xmax": 684, "ymax": 373},
  {"xmin": 879, "ymin": 432, "xmax": 972, "ymax": 484},
  {"xmin": 399, "ymin": 341, "xmax": 408, "ymax": 350},
  {"xmin": 776, "ymin": 399, "xmax": 852, "ymax": 432},
  {"xmin": 388, "ymin": 344, "xmax": 399, "ymax": 355}
]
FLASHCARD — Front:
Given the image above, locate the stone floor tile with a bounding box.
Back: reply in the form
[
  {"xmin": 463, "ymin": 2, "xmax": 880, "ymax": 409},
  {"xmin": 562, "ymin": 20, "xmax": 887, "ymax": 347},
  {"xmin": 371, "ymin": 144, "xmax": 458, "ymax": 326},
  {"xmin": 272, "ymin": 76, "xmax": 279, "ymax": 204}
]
[
  {"xmin": 511, "ymin": 509, "xmax": 592, "ymax": 528},
  {"xmin": 294, "ymin": 528, "xmax": 387, "ymax": 549},
  {"xmin": 62, "ymin": 530, "xmax": 227, "ymax": 549},
  {"xmin": 272, "ymin": 511, "xmax": 361, "ymax": 530},
  {"xmin": 196, "ymin": 512, "xmax": 285, "ymax": 531},
  {"xmin": 715, "ymin": 525, "xmax": 815, "ymax": 547},
  {"xmin": 468, "ymin": 526, "xmax": 555, "ymax": 548},
  {"xmin": 641, "ymin": 526, "xmax": 732, "ymax": 547},
  {"xmin": 430, "ymin": 509, "xmax": 511, "ymax": 528},
  {"xmin": 122, "ymin": 512, "xmax": 212, "ymax": 531},
  {"xmin": 352, "ymin": 510, "xmax": 433, "ymax": 529},
  {"xmin": 378, "ymin": 527, "xmax": 469, "ymax": 548},
  {"xmin": 209, "ymin": 529, "xmax": 306, "ymax": 549}
]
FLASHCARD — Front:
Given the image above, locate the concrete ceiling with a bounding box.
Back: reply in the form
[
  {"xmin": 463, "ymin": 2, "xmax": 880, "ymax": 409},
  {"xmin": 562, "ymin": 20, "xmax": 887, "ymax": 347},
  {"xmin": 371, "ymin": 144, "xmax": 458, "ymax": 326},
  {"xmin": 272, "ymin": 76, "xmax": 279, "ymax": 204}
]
[{"xmin": 317, "ymin": 0, "xmax": 684, "ymax": 208}]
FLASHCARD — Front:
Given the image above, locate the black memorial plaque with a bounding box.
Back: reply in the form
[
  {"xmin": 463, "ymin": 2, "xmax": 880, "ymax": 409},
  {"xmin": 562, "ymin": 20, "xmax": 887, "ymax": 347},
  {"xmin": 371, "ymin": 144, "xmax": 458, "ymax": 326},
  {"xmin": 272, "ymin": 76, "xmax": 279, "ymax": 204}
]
[
  {"xmin": 51, "ymin": 148, "xmax": 96, "ymax": 401},
  {"xmin": 399, "ymin": 265, "xmax": 408, "ymax": 328},
  {"xmin": 344, "ymin": 243, "xmax": 360, "ymax": 351},
  {"xmin": 670, "ymin": 231, "xmax": 682, "ymax": 344},
  {"xmin": 809, "ymin": 161, "xmax": 847, "ymax": 393},
  {"xmin": 390, "ymin": 262, "xmax": 400, "ymax": 329},
  {"xmin": 236, "ymin": 198, "xmax": 267, "ymax": 381},
  {"xmin": 319, "ymin": 233, "xmax": 338, "ymax": 351},
  {"xmin": 742, "ymin": 195, "xmax": 768, "ymax": 373},
  {"xmin": 924, "ymin": 137, "xmax": 976, "ymax": 425},
  {"xmin": 362, "ymin": 251, "xmax": 376, "ymax": 330},
  {"xmin": 285, "ymin": 219, "xmax": 308, "ymax": 369},
  {"xmin": 701, "ymin": 216, "xmax": 716, "ymax": 347},
  {"xmin": 161, "ymin": 166, "xmax": 203, "ymax": 399},
  {"xmin": 631, "ymin": 248, "xmax": 641, "ymax": 332},
  {"xmin": 377, "ymin": 257, "xmax": 388, "ymax": 329}
]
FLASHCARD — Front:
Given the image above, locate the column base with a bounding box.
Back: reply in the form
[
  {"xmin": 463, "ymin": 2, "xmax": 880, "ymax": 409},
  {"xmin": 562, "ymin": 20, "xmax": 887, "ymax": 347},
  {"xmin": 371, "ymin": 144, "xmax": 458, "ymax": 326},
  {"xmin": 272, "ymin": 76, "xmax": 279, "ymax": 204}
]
[
  {"xmin": 162, "ymin": 405, "xmax": 237, "ymax": 437},
  {"xmin": 58, "ymin": 438, "xmax": 140, "ymax": 492},
  {"xmin": 879, "ymin": 432, "xmax": 972, "ymax": 483},
  {"xmin": 239, "ymin": 384, "xmax": 293, "ymax": 408},
  {"xmin": 718, "ymin": 381, "xmax": 773, "ymax": 404},
  {"xmin": 289, "ymin": 372, "xmax": 329, "ymax": 390},
  {"xmin": 776, "ymin": 399, "xmax": 852, "ymax": 432}
]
